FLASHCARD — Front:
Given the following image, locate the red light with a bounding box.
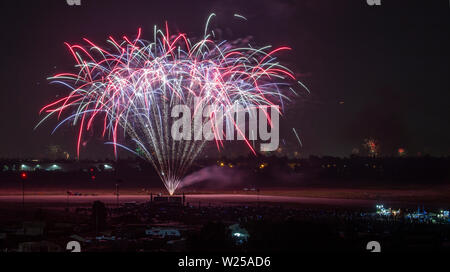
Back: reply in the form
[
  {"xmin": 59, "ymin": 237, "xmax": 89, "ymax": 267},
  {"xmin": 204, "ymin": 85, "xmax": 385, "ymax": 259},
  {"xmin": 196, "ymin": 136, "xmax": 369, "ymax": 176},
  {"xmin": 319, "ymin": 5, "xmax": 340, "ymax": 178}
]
[
  {"xmin": 20, "ymin": 172, "xmax": 27, "ymax": 179},
  {"xmin": 91, "ymin": 175, "xmax": 96, "ymax": 180}
]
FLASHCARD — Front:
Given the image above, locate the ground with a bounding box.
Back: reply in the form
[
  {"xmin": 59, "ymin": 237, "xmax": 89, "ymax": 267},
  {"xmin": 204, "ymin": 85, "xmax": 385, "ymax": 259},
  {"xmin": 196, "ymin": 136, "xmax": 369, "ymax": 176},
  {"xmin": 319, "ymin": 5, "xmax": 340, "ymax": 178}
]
[{"xmin": 0, "ymin": 185, "xmax": 448, "ymax": 209}]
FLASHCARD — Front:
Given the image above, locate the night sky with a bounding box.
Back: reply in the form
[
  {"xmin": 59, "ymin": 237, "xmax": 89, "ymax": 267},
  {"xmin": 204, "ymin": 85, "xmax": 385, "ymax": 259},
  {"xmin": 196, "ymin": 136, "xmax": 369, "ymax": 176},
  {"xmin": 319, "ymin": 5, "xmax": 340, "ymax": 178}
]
[{"xmin": 0, "ymin": 0, "xmax": 448, "ymax": 159}]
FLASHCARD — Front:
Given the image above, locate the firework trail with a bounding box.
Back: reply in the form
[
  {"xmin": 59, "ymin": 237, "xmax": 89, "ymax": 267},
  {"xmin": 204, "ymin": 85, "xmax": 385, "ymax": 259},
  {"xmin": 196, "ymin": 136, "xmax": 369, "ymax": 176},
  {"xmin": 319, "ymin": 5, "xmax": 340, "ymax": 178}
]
[
  {"xmin": 292, "ymin": 128, "xmax": 303, "ymax": 147},
  {"xmin": 37, "ymin": 14, "xmax": 305, "ymax": 195}
]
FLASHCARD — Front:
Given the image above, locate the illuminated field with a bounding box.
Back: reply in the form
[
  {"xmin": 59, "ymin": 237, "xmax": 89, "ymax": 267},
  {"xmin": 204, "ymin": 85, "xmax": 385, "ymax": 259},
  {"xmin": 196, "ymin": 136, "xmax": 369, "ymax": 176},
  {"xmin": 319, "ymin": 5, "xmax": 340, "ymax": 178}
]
[{"xmin": 0, "ymin": 186, "xmax": 448, "ymax": 209}]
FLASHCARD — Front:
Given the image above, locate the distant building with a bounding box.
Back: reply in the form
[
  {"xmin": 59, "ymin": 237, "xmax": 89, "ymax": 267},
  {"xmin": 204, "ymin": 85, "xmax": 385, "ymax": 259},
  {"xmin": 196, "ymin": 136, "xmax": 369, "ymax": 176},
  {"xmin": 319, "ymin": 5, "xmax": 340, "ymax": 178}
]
[
  {"xmin": 5, "ymin": 161, "xmax": 115, "ymax": 172},
  {"xmin": 16, "ymin": 221, "xmax": 46, "ymax": 236},
  {"xmin": 153, "ymin": 196, "xmax": 183, "ymax": 206},
  {"xmin": 18, "ymin": 241, "xmax": 62, "ymax": 252},
  {"xmin": 145, "ymin": 228, "xmax": 181, "ymax": 238},
  {"xmin": 69, "ymin": 234, "xmax": 91, "ymax": 243},
  {"xmin": 95, "ymin": 235, "xmax": 116, "ymax": 241}
]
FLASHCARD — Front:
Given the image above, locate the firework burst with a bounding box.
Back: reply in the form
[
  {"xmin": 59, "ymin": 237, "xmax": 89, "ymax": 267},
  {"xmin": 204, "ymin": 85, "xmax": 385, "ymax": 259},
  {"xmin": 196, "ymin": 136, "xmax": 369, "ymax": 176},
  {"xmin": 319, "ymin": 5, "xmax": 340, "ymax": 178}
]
[{"xmin": 37, "ymin": 14, "xmax": 304, "ymax": 195}]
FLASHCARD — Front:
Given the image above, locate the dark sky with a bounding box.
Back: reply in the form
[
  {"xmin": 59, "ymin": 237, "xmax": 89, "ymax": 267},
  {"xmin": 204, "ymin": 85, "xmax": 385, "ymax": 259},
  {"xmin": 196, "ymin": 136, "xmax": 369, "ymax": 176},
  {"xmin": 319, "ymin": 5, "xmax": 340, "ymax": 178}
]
[{"xmin": 0, "ymin": 0, "xmax": 448, "ymax": 159}]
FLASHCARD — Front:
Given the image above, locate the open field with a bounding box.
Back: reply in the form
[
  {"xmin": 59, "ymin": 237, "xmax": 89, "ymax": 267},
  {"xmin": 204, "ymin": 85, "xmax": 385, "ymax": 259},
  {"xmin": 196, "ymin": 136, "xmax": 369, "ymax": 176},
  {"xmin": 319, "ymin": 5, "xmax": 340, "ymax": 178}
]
[
  {"xmin": 0, "ymin": 185, "xmax": 448, "ymax": 209},
  {"xmin": 1, "ymin": 185, "xmax": 449, "ymax": 201},
  {"xmin": 0, "ymin": 194, "xmax": 378, "ymax": 208}
]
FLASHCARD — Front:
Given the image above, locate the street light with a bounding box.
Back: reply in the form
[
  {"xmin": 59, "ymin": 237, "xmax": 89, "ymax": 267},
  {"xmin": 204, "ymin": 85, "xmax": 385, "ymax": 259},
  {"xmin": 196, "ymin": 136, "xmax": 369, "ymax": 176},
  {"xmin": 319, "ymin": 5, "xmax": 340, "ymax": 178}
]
[
  {"xmin": 66, "ymin": 190, "xmax": 70, "ymax": 211},
  {"xmin": 115, "ymin": 179, "xmax": 123, "ymax": 208},
  {"xmin": 20, "ymin": 172, "xmax": 27, "ymax": 209},
  {"xmin": 256, "ymin": 188, "xmax": 260, "ymax": 207}
]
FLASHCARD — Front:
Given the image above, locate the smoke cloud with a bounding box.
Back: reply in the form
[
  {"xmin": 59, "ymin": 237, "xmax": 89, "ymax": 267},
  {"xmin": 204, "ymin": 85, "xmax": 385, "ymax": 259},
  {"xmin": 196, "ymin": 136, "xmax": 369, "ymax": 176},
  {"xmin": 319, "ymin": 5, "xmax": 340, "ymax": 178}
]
[{"xmin": 180, "ymin": 165, "xmax": 248, "ymax": 189}]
